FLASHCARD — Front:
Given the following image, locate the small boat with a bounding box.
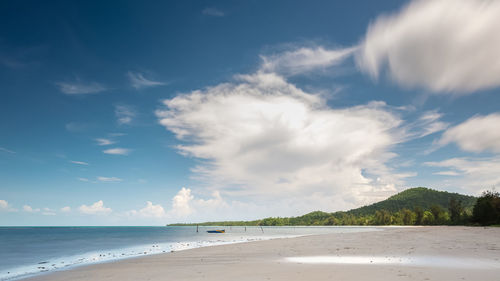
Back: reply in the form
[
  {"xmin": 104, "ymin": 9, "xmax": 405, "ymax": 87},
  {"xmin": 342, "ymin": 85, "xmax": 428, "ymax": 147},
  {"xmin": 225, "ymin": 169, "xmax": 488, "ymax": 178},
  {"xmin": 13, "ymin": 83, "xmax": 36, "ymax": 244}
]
[{"xmin": 207, "ymin": 229, "xmax": 225, "ymax": 233}]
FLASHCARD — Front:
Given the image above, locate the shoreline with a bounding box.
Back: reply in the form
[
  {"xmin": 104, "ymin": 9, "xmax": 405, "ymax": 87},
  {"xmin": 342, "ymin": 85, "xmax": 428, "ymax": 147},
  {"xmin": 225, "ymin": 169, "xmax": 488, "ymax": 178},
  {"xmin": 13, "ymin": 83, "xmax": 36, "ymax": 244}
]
[
  {"xmin": 19, "ymin": 226, "xmax": 500, "ymax": 281},
  {"xmin": 2, "ymin": 226, "xmax": 380, "ymax": 281}
]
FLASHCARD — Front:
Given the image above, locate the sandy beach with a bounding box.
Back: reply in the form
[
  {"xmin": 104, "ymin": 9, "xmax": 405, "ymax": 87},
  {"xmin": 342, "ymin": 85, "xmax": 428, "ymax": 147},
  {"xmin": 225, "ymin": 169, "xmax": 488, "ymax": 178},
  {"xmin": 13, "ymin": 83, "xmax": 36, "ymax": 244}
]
[{"xmin": 21, "ymin": 226, "xmax": 500, "ymax": 281}]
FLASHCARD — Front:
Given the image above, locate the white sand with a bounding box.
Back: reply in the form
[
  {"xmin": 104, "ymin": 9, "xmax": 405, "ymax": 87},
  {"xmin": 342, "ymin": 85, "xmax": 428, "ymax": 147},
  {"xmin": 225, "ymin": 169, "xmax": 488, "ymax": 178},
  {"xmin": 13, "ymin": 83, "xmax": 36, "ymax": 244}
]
[{"xmin": 21, "ymin": 226, "xmax": 500, "ymax": 281}]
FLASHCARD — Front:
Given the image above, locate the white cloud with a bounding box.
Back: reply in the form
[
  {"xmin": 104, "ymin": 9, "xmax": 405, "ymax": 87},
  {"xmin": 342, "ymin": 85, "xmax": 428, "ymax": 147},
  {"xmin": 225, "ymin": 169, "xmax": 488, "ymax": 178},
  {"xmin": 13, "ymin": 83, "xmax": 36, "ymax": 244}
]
[
  {"xmin": 70, "ymin": 160, "xmax": 89, "ymax": 166},
  {"xmin": 0, "ymin": 200, "xmax": 17, "ymax": 212},
  {"xmin": 79, "ymin": 200, "xmax": 112, "ymax": 215},
  {"xmin": 0, "ymin": 200, "xmax": 8, "ymax": 209},
  {"xmin": 169, "ymin": 187, "xmax": 194, "ymax": 217},
  {"xmin": 42, "ymin": 208, "xmax": 56, "ymax": 216},
  {"xmin": 439, "ymin": 113, "xmax": 500, "ymax": 153},
  {"xmin": 60, "ymin": 206, "xmax": 71, "ymax": 213},
  {"xmin": 358, "ymin": 0, "xmax": 500, "ymax": 94},
  {"xmin": 165, "ymin": 188, "xmax": 233, "ymax": 221},
  {"xmin": 406, "ymin": 110, "xmax": 448, "ymax": 139},
  {"xmin": 23, "ymin": 205, "xmax": 40, "ymax": 212},
  {"xmin": 260, "ymin": 46, "xmax": 356, "ymax": 76},
  {"xmin": 56, "ymin": 80, "xmax": 106, "ymax": 95},
  {"xmin": 115, "ymin": 105, "xmax": 135, "ymax": 125},
  {"xmin": 128, "ymin": 201, "xmax": 166, "ymax": 218},
  {"xmin": 95, "ymin": 138, "xmax": 115, "ymax": 146},
  {"xmin": 103, "ymin": 148, "xmax": 130, "ymax": 155},
  {"xmin": 97, "ymin": 176, "xmax": 123, "ymax": 182},
  {"xmin": 425, "ymin": 157, "xmax": 500, "ymax": 193},
  {"xmin": 433, "ymin": 171, "xmax": 460, "ymax": 176},
  {"xmin": 127, "ymin": 71, "xmax": 165, "ymax": 89},
  {"xmin": 202, "ymin": 7, "xmax": 224, "ymax": 17},
  {"xmin": 77, "ymin": 177, "xmax": 89, "ymax": 182},
  {"xmin": 0, "ymin": 147, "xmax": 15, "ymax": 154},
  {"xmin": 156, "ymin": 72, "xmax": 413, "ymax": 212}
]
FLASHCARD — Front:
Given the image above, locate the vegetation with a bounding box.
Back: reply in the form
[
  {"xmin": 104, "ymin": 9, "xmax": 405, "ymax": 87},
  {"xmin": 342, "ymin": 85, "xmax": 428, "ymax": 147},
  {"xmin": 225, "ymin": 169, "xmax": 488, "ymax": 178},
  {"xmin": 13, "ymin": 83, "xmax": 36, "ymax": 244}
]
[
  {"xmin": 472, "ymin": 190, "xmax": 500, "ymax": 225},
  {"xmin": 169, "ymin": 187, "xmax": 500, "ymax": 227}
]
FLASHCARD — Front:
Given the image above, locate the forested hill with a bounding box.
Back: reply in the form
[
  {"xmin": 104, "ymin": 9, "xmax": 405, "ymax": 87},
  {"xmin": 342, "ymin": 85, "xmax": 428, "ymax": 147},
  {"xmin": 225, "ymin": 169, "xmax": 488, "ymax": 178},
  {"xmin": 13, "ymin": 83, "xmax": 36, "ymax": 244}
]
[
  {"xmin": 346, "ymin": 187, "xmax": 476, "ymax": 216},
  {"xmin": 169, "ymin": 187, "xmax": 478, "ymax": 226}
]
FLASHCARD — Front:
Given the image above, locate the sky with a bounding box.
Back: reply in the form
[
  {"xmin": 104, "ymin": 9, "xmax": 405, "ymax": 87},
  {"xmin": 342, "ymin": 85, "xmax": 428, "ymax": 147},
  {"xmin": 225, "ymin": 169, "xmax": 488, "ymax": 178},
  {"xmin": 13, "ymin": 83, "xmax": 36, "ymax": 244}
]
[{"xmin": 1, "ymin": 0, "xmax": 500, "ymax": 226}]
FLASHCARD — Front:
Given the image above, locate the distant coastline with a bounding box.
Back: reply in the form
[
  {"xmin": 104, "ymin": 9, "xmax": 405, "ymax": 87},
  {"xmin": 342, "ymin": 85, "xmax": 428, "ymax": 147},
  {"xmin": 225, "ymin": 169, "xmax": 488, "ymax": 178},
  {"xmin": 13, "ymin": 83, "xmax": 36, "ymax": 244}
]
[{"xmin": 170, "ymin": 187, "xmax": 499, "ymax": 227}]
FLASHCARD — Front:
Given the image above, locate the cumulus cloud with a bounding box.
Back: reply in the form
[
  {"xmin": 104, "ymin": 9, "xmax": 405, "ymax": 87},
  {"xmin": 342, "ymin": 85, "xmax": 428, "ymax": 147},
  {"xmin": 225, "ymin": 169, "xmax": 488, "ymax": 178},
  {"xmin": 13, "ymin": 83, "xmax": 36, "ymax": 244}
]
[
  {"xmin": 42, "ymin": 208, "xmax": 56, "ymax": 216},
  {"xmin": 97, "ymin": 176, "xmax": 123, "ymax": 182},
  {"xmin": 358, "ymin": 0, "xmax": 500, "ymax": 94},
  {"xmin": 60, "ymin": 206, "xmax": 71, "ymax": 213},
  {"xmin": 115, "ymin": 105, "xmax": 135, "ymax": 125},
  {"xmin": 23, "ymin": 205, "xmax": 40, "ymax": 212},
  {"xmin": 169, "ymin": 187, "xmax": 194, "ymax": 217},
  {"xmin": 156, "ymin": 72, "xmax": 413, "ymax": 212},
  {"xmin": 103, "ymin": 148, "xmax": 130, "ymax": 155},
  {"xmin": 127, "ymin": 71, "xmax": 165, "ymax": 89},
  {"xmin": 165, "ymin": 188, "xmax": 236, "ymax": 221},
  {"xmin": 56, "ymin": 80, "xmax": 106, "ymax": 95},
  {"xmin": 260, "ymin": 46, "xmax": 356, "ymax": 76},
  {"xmin": 425, "ymin": 157, "xmax": 500, "ymax": 193},
  {"xmin": 79, "ymin": 200, "xmax": 112, "ymax": 215},
  {"xmin": 202, "ymin": 7, "xmax": 224, "ymax": 17},
  {"xmin": 439, "ymin": 113, "xmax": 500, "ymax": 153},
  {"xmin": 0, "ymin": 200, "xmax": 9, "ymax": 210},
  {"xmin": 128, "ymin": 201, "xmax": 166, "ymax": 218}
]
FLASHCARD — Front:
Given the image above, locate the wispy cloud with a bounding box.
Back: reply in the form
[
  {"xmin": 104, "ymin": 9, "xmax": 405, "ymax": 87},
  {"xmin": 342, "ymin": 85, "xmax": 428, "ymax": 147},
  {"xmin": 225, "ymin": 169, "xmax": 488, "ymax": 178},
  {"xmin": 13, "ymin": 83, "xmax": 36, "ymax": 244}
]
[
  {"xmin": 65, "ymin": 122, "xmax": 90, "ymax": 133},
  {"xmin": 60, "ymin": 206, "xmax": 71, "ymax": 213},
  {"xmin": 439, "ymin": 113, "xmax": 500, "ymax": 154},
  {"xmin": 103, "ymin": 148, "xmax": 131, "ymax": 155},
  {"xmin": 70, "ymin": 160, "xmax": 89, "ymax": 166},
  {"xmin": 95, "ymin": 138, "xmax": 115, "ymax": 146},
  {"xmin": 260, "ymin": 46, "xmax": 356, "ymax": 76},
  {"xmin": 433, "ymin": 171, "xmax": 460, "ymax": 176},
  {"xmin": 357, "ymin": 0, "xmax": 500, "ymax": 94},
  {"xmin": 55, "ymin": 79, "xmax": 106, "ymax": 95},
  {"xmin": 0, "ymin": 147, "xmax": 15, "ymax": 154},
  {"xmin": 202, "ymin": 7, "xmax": 224, "ymax": 17},
  {"xmin": 77, "ymin": 177, "xmax": 90, "ymax": 182},
  {"xmin": 127, "ymin": 71, "xmax": 165, "ymax": 89},
  {"xmin": 115, "ymin": 105, "xmax": 135, "ymax": 125},
  {"xmin": 97, "ymin": 176, "xmax": 123, "ymax": 182}
]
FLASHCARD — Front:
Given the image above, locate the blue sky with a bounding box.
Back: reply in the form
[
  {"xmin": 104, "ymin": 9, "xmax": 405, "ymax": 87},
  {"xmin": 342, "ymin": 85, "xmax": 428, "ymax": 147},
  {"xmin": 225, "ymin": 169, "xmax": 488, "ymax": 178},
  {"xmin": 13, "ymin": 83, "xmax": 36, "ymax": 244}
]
[{"xmin": 1, "ymin": 0, "xmax": 500, "ymax": 225}]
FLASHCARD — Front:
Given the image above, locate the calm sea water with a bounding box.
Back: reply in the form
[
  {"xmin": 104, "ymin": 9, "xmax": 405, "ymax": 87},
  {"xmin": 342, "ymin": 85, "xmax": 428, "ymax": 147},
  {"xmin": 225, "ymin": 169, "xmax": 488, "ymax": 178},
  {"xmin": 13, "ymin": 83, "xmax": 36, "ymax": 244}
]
[{"xmin": 0, "ymin": 226, "xmax": 379, "ymax": 280}]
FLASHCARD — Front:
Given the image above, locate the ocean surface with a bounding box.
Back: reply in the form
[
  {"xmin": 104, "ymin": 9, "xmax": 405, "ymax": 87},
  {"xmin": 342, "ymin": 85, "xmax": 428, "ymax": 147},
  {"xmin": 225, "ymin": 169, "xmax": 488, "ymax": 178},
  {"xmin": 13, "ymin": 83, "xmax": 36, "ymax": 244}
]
[{"xmin": 0, "ymin": 226, "xmax": 379, "ymax": 280}]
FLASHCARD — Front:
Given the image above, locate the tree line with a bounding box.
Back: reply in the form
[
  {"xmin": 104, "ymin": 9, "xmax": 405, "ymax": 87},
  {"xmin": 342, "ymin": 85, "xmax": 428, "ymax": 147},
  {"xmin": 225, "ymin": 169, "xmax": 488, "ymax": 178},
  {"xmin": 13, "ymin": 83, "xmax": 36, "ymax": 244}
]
[{"xmin": 170, "ymin": 190, "xmax": 500, "ymax": 227}]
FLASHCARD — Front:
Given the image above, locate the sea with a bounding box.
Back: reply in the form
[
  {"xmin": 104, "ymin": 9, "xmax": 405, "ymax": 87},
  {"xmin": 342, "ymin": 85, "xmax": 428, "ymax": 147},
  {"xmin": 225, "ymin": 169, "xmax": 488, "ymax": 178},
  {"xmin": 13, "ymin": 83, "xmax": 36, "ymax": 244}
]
[{"xmin": 0, "ymin": 226, "xmax": 379, "ymax": 280}]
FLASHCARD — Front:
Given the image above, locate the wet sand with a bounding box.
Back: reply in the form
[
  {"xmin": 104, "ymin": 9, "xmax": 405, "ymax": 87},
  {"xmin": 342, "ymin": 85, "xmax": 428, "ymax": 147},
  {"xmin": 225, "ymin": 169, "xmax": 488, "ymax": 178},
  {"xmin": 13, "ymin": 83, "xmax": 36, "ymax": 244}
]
[{"xmin": 22, "ymin": 226, "xmax": 500, "ymax": 281}]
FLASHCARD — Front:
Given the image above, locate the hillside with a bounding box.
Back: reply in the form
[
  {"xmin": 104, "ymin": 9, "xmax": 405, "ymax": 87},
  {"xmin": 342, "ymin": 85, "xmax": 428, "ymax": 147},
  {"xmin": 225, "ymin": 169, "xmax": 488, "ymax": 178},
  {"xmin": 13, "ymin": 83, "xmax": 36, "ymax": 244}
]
[
  {"xmin": 169, "ymin": 187, "xmax": 477, "ymax": 226},
  {"xmin": 346, "ymin": 187, "xmax": 477, "ymax": 216}
]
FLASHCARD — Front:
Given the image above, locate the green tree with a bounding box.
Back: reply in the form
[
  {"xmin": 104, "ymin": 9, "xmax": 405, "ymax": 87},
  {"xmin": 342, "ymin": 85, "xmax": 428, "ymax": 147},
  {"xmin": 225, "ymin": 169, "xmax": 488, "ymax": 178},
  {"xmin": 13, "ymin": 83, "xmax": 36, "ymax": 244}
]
[
  {"xmin": 414, "ymin": 207, "xmax": 424, "ymax": 225},
  {"xmin": 472, "ymin": 190, "xmax": 500, "ymax": 225},
  {"xmin": 374, "ymin": 210, "xmax": 392, "ymax": 225},
  {"xmin": 422, "ymin": 211, "xmax": 434, "ymax": 225},
  {"xmin": 448, "ymin": 198, "xmax": 464, "ymax": 224},
  {"xmin": 401, "ymin": 209, "xmax": 415, "ymax": 225},
  {"xmin": 430, "ymin": 205, "xmax": 443, "ymax": 224}
]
